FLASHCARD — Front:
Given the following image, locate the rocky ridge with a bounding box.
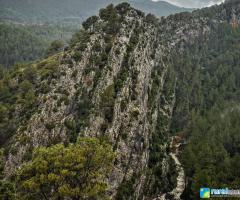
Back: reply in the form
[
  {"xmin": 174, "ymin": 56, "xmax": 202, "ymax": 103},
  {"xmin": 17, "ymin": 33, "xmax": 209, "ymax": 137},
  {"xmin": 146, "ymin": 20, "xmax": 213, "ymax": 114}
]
[{"xmin": 3, "ymin": 1, "xmax": 240, "ymax": 199}]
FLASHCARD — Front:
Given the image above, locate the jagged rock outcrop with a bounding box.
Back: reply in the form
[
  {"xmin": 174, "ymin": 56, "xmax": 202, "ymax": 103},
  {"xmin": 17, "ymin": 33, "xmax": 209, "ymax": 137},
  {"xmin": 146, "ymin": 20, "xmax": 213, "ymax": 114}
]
[{"xmin": 3, "ymin": 1, "xmax": 240, "ymax": 199}]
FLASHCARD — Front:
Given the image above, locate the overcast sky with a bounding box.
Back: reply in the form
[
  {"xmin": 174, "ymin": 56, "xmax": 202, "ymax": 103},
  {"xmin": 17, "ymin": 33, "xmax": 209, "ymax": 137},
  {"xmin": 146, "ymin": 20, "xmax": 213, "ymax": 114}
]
[{"xmin": 152, "ymin": 0, "xmax": 225, "ymax": 8}]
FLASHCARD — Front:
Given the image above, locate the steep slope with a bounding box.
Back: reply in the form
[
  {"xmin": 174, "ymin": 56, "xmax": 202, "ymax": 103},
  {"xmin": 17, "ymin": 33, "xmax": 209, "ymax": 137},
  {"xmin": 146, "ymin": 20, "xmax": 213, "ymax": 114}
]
[
  {"xmin": 0, "ymin": 0, "xmax": 192, "ymax": 68},
  {"xmin": 1, "ymin": 1, "xmax": 240, "ymax": 200},
  {"xmin": 4, "ymin": 5, "xmax": 176, "ymax": 199}
]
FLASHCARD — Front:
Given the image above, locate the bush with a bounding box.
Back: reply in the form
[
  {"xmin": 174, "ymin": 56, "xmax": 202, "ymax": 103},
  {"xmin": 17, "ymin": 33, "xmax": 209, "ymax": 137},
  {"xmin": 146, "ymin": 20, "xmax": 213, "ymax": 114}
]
[
  {"xmin": 82, "ymin": 16, "xmax": 99, "ymax": 30},
  {"xmin": 131, "ymin": 108, "xmax": 140, "ymax": 120},
  {"xmin": 103, "ymin": 107, "xmax": 114, "ymax": 123},
  {"xmin": 39, "ymin": 82, "xmax": 51, "ymax": 94},
  {"xmin": 100, "ymin": 84, "xmax": 115, "ymax": 108},
  {"xmin": 145, "ymin": 14, "xmax": 158, "ymax": 25},
  {"xmin": 70, "ymin": 29, "xmax": 90, "ymax": 49},
  {"xmin": 46, "ymin": 40, "xmax": 64, "ymax": 56},
  {"xmin": 64, "ymin": 119, "xmax": 76, "ymax": 131},
  {"xmin": 38, "ymin": 57, "xmax": 59, "ymax": 80},
  {"xmin": 45, "ymin": 122, "xmax": 55, "ymax": 131},
  {"xmin": 99, "ymin": 4, "xmax": 115, "ymax": 21},
  {"xmin": 72, "ymin": 51, "xmax": 82, "ymax": 61},
  {"xmin": 115, "ymin": 3, "xmax": 131, "ymax": 15},
  {"xmin": 120, "ymin": 99, "xmax": 127, "ymax": 112},
  {"xmin": 100, "ymin": 84, "xmax": 116, "ymax": 123}
]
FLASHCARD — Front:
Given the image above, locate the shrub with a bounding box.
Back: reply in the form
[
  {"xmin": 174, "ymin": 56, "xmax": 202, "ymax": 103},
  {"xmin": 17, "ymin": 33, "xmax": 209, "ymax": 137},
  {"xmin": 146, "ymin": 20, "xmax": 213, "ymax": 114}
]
[
  {"xmin": 115, "ymin": 3, "xmax": 131, "ymax": 15},
  {"xmin": 99, "ymin": 4, "xmax": 115, "ymax": 21},
  {"xmin": 70, "ymin": 29, "xmax": 90, "ymax": 49},
  {"xmin": 64, "ymin": 119, "xmax": 76, "ymax": 131},
  {"xmin": 82, "ymin": 16, "xmax": 99, "ymax": 30},
  {"xmin": 145, "ymin": 14, "xmax": 158, "ymax": 25},
  {"xmin": 45, "ymin": 122, "xmax": 55, "ymax": 131},
  {"xmin": 46, "ymin": 40, "xmax": 64, "ymax": 56},
  {"xmin": 72, "ymin": 51, "xmax": 82, "ymax": 61},
  {"xmin": 100, "ymin": 84, "xmax": 115, "ymax": 108},
  {"xmin": 100, "ymin": 84, "xmax": 116, "ymax": 123},
  {"xmin": 120, "ymin": 99, "xmax": 127, "ymax": 112},
  {"xmin": 131, "ymin": 108, "xmax": 140, "ymax": 120}
]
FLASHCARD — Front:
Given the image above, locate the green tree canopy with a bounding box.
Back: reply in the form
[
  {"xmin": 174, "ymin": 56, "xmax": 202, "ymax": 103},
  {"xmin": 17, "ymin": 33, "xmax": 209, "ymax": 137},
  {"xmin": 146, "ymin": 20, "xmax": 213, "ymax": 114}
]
[
  {"xmin": 16, "ymin": 137, "xmax": 115, "ymax": 200},
  {"xmin": 46, "ymin": 40, "xmax": 64, "ymax": 56}
]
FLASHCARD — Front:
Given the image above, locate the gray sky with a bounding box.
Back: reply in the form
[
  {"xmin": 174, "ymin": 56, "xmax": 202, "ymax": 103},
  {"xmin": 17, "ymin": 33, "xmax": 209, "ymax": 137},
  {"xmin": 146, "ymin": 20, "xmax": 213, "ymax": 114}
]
[{"xmin": 152, "ymin": 0, "xmax": 225, "ymax": 8}]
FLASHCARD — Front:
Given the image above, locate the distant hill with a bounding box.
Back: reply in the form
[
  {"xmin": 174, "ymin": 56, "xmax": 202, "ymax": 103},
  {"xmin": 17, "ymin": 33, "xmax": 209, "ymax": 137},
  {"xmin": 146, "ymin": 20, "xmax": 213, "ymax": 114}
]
[
  {"xmin": 0, "ymin": 22, "xmax": 76, "ymax": 67},
  {"xmin": 0, "ymin": 0, "xmax": 192, "ymax": 24}
]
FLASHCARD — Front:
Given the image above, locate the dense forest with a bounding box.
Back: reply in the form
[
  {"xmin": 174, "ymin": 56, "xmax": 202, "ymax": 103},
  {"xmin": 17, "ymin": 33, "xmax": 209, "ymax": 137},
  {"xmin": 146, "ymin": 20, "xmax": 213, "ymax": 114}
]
[
  {"xmin": 171, "ymin": 23, "xmax": 240, "ymax": 199},
  {"xmin": 0, "ymin": 22, "xmax": 76, "ymax": 68}
]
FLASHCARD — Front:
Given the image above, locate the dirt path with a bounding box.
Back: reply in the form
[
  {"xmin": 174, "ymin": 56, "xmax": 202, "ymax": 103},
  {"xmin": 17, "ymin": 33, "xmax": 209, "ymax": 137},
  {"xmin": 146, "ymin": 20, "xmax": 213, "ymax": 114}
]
[
  {"xmin": 153, "ymin": 136, "xmax": 185, "ymax": 200},
  {"xmin": 169, "ymin": 136, "xmax": 185, "ymax": 199}
]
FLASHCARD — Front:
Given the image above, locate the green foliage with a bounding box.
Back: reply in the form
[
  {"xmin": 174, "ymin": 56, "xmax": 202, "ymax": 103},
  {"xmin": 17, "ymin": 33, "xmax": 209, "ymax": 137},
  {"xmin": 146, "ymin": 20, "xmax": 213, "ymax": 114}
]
[
  {"xmin": 45, "ymin": 122, "xmax": 55, "ymax": 131},
  {"xmin": 0, "ymin": 63, "xmax": 41, "ymax": 146},
  {"xmin": 115, "ymin": 3, "xmax": 131, "ymax": 15},
  {"xmin": 171, "ymin": 23, "xmax": 240, "ymax": 132},
  {"xmin": 46, "ymin": 40, "xmax": 64, "ymax": 56},
  {"xmin": 100, "ymin": 84, "xmax": 115, "ymax": 108},
  {"xmin": 16, "ymin": 137, "xmax": 115, "ymax": 200},
  {"xmin": 77, "ymin": 93, "xmax": 92, "ymax": 119},
  {"xmin": 100, "ymin": 4, "xmax": 121, "ymax": 35},
  {"xmin": 72, "ymin": 51, "xmax": 82, "ymax": 62},
  {"xmin": 99, "ymin": 4, "xmax": 115, "ymax": 21},
  {"xmin": 70, "ymin": 29, "xmax": 90, "ymax": 49},
  {"xmin": 0, "ymin": 149, "xmax": 4, "ymax": 179},
  {"xmin": 0, "ymin": 0, "xmax": 191, "ymax": 26},
  {"xmin": 0, "ymin": 149, "xmax": 16, "ymax": 200},
  {"xmin": 115, "ymin": 175, "xmax": 136, "ymax": 200},
  {"xmin": 64, "ymin": 119, "xmax": 78, "ymax": 143},
  {"xmin": 0, "ymin": 22, "xmax": 46, "ymax": 68},
  {"xmin": 37, "ymin": 56, "xmax": 59, "ymax": 80},
  {"xmin": 145, "ymin": 13, "xmax": 158, "ymax": 25},
  {"xmin": 0, "ymin": 22, "xmax": 75, "ymax": 68},
  {"xmin": 120, "ymin": 99, "xmax": 127, "ymax": 112},
  {"xmin": 82, "ymin": 16, "xmax": 99, "ymax": 31},
  {"xmin": 181, "ymin": 105, "xmax": 240, "ymax": 199},
  {"xmin": 114, "ymin": 26, "xmax": 140, "ymax": 95},
  {"xmin": 172, "ymin": 23, "xmax": 240, "ymax": 199},
  {"xmin": 146, "ymin": 68, "xmax": 176, "ymax": 195},
  {"xmin": 130, "ymin": 108, "xmax": 140, "ymax": 120},
  {"xmin": 75, "ymin": 91, "xmax": 93, "ymax": 133},
  {"xmin": 100, "ymin": 84, "xmax": 116, "ymax": 123}
]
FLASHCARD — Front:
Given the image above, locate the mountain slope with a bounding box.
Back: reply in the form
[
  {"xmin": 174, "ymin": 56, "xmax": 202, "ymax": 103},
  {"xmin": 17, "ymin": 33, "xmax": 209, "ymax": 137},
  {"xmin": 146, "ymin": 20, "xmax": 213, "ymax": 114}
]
[
  {"xmin": 0, "ymin": 0, "xmax": 192, "ymax": 24},
  {"xmin": 0, "ymin": 1, "xmax": 240, "ymax": 200},
  {"xmin": 0, "ymin": 22, "xmax": 47, "ymax": 68},
  {"xmin": 0, "ymin": 21, "xmax": 77, "ymax": 68},
  {"xmin": 0, "ymin": 0, "xmax": 192, "ymax": 68}
]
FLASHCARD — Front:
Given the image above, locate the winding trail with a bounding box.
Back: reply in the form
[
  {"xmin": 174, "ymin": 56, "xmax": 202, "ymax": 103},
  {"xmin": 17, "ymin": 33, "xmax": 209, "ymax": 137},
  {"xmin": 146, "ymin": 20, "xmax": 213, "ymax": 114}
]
[
  {"xmin": 153, "ymin": 136, "xmax": 185, "ymax": 200},
  {"xmin": 169, "ymin": 136, "xmax": 185, "ymax": 200}
]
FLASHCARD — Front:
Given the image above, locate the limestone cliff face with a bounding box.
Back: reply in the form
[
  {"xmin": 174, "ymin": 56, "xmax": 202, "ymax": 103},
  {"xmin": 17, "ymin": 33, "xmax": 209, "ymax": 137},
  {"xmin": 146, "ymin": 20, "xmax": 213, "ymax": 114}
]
[{"xmin": 4, "ymin": 1, "xmax": 240, "ymax": 199}]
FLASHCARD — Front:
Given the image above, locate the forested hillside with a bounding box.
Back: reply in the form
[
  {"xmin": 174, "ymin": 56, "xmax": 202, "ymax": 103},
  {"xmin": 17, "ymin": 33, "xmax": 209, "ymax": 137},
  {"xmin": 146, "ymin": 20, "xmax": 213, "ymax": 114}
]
[
  {"xmin": 0, "ymin": 0, "xmax": 191, "ymax": 24},
  {"xmin": 173, "ymin": 22, "xmax": 240, "ymax": 199},
  {"xmin": 0, "ymin": 22, "xmax": 76, "ymax": 68},
  {"xmin": 0, "ymin": 0, "xmax": 191, "ymax": 68},
  {"xmin": 0, "ymin": 1, "xmax": 240, "ymax": 200}
]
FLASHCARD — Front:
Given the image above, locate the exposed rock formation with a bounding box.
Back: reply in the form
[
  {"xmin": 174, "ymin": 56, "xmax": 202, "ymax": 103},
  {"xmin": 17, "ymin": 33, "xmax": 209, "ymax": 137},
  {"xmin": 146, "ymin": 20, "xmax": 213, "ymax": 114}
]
[{"xmin": 3, "ymin": 1, "xmax": 240, "ymax": 199}]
